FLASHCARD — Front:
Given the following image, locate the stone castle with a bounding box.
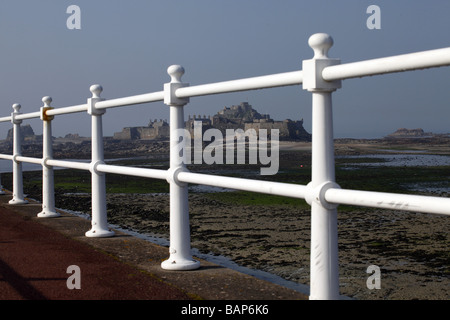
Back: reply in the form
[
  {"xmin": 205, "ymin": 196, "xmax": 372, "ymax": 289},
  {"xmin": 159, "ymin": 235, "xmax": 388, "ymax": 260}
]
[
  {"xmin": 113, "ymin": 102, "xmax": 311, "ymax": 141},
  {"xmin": 113, "ymin": 119, "xmax": 170, "ymax": 140}
]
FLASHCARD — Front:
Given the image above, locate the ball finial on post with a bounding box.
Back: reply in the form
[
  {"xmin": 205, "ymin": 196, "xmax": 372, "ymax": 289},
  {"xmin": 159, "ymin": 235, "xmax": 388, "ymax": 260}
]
[
  {"xmin": 164, "ymin": 64, "xmax": 189, "ymax": 106},
  {"xmin": 90, "ymin": 84, "xmax": 103, "ymax": 99},
  {"xmin": 41, "ymin": 96, "xmax": 54, "ymax": 121},
  {"xmin": 308, "ymin": 33, "xmax": 334, "ymax": 59},
  {"xmin": 167, "ymin": 65, "xmax": 185, "ymax": 83},
  {"xmin": 42, "ymin": 96, "xmax": 52, "ymax": 107},
  {"xmin": 12, "ymin": 103, "xmax": 21, "ymax": 113},
  {"xmin": 302, "ymin": 33, "xmax": 341, "ymax": 92}
]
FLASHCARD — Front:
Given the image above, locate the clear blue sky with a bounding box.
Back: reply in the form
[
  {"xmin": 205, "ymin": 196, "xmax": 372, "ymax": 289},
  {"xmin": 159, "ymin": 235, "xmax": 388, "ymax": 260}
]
[{"xmin": 0, "ymin": 0, "xmax": 449, "ymax": 139}]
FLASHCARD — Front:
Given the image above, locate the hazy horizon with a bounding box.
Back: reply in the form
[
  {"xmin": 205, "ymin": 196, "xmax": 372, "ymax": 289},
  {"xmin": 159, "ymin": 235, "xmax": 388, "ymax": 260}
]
[{"xmin": 3, "ymin": 112, "xmax": 448, "ymax": 141}]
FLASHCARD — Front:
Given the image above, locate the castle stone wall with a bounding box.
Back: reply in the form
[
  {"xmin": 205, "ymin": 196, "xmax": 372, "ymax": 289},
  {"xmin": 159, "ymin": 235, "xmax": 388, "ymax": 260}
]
[{"xmin": 113, "ymin": 102, "xmax": 311, "ymax": 141}]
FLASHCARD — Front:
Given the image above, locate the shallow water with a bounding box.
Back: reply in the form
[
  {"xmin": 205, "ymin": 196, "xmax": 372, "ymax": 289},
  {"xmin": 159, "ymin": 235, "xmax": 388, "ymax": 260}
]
[
  {"xmin": 402, "ymin": 181, "xmax": 450, "ymax": 195},
  {"xmin": 338, "ymin": 154, "xmax": 450, "ymax": 167}
]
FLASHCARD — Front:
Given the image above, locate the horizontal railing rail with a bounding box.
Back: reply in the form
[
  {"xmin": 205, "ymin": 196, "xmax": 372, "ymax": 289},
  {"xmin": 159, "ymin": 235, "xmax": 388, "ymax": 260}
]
[
  {"xmin": 46, "ymin": 104, "xmax": 88, "ymax": 117},
  {"xmin": 175, "ymin": 70, "xmax": 304, "ymax": 98},
  {"xmin": 95, "ymin": 91, "xmax": 165, "ymax": 110},
  {"xmin": 322, "ymin": 47, "xmax": 450, "ymax": 81},
  {"xmin": 325, "ymin": 188, "xmax": 450, "ymax": 216},
  {"xmin": 46, "ymin": 159, "xmax": 91, "ymax": 171},
  {"xmin": 0, "ymin": 33, "xmax": 448, "ymax": 300},
  {"xmin": 177, "ymin": 171, "xmax": 308, "ymax": 199},
  {"xmin": 96, "ymin": 163, "xmax": 168, "ymax": 180},
  {"xmin": 0, "ymin": 154, "xmax": 13, "ymax": 160}
]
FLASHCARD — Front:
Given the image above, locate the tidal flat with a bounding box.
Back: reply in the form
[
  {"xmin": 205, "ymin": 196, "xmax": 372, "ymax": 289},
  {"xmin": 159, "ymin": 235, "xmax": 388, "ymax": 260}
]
[{"xmin": 2, "ymin": 141, "xmax": 449, "ymax": 300}]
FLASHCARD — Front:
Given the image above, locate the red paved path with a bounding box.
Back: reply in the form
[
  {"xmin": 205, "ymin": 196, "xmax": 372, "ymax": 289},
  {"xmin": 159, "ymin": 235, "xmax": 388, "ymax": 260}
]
[{"xmin": 0, "ymin": 206, "xmax": 190, "ymax": 300}]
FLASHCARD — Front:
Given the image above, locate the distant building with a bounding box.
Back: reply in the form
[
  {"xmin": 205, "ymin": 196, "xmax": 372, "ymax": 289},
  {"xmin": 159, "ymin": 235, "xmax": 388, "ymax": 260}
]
[
  {"xmin": 113, "ymin": 119, "xmax": 169, "ymax": 140},
  {"xmin": 114, "ymin": 102, "xmax": 311, "ymax": 141},
  {"xmin": 186, "ymin": 102, "xmax": 311, "ymax": 141},
  {"xmin": 244, "ymin": 118, "xmax": 311, "ymax": 141}
]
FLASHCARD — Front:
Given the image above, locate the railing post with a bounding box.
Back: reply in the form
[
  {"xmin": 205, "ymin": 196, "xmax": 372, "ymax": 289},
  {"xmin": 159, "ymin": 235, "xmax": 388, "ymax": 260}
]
[
  {"xmin": 37, "ymin": 96, "xmax": 59, "ymax": 218},
  {"xmin": 8, "ymin": 104, "xmax": 28, "ymax": 205},
  {"xmin": 85, "ymin": 85, "xmax": 114, "ymax": 238},
  {"xmin": 161, "ymin": 65, "xmax": 200, "ymax": 270},
  {"xmin": 303, "ymin": 33, "xmax": 342, "ymax": 300}
]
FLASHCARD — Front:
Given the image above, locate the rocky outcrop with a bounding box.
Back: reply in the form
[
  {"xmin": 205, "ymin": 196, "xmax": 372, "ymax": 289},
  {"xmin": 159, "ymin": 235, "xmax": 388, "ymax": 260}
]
[
  {"xmin": 6, "ymin": 124, "xmax": 38, "ymax": 142},
  {"xmin": 385, "ymin": 128, "xmax": 432, "ymax": 138}
]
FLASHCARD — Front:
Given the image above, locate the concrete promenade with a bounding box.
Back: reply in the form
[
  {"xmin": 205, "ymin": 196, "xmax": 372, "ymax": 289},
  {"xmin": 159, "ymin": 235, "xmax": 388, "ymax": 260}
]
[{"xmin": 0, "ymin": 191, "xmax": 308, "ymax": 301}]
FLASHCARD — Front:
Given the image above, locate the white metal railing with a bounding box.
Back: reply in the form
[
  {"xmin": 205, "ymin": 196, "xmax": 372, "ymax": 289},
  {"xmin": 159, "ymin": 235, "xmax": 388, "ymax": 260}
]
[{"xmin": 1, "ymin": 33, "xmax": 449, "ymax": 300}]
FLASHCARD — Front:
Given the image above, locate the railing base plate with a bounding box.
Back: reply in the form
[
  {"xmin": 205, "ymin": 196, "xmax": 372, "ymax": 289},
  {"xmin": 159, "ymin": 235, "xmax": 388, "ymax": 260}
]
[
  {"xmin": 85, "ymin": 228, "xmax": 115, "ymax": 238},
  {"xmin": 8, "ymin": 198, "xmax": 28, "ymax": 205},
  {"xmin": 161, "ymin": 259, "xmax": 201, "ymax": 271},
  {"xmin": 37, "ymin": 210, "xmax": 61, "ymax": 218}
]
